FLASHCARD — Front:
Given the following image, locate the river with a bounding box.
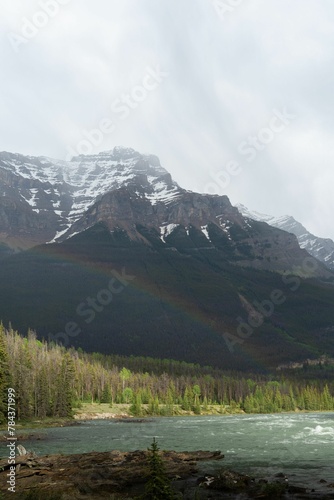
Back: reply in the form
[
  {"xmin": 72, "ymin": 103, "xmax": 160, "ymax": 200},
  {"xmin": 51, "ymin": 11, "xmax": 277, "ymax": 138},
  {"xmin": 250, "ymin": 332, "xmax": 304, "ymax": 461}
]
[{"xmin": 13, "ymin": 412, "xmax": 334, "ymax": 493}]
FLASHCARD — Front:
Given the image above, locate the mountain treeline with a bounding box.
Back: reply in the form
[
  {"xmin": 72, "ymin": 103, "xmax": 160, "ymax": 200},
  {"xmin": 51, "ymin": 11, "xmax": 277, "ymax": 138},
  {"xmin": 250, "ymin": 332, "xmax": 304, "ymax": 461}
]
[{"xmin": 0, "ymin": 325, "xmax": 334, "ymax": 424}]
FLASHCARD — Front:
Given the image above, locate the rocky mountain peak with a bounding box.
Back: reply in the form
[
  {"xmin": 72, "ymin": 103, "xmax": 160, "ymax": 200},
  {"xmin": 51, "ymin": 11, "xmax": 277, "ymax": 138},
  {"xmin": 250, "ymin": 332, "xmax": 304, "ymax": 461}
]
[
  {"xmin": 0, "ymin": 148, "xmax": 182, "ymax": 248},
  {"xmin": 236, "ymin": 204, "xmax": 334, "ymax": 271}
]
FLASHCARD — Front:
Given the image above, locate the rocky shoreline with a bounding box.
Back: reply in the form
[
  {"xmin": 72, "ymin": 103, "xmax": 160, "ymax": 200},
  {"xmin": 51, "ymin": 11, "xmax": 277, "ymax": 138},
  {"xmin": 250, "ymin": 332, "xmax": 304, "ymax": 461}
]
[
  {"xmin": 1, "ymin": 449, "xmax": 334, "ymax": 499},
  {"xmin": 2, "ymin": 450, "xmax": 221, "ymax": 499}
]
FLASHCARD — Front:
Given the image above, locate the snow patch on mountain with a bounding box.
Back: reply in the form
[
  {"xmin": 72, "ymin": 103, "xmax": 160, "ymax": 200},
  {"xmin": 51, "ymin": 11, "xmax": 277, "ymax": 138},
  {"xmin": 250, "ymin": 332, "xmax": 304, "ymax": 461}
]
[
  {"xmin": 236, "ymin": 203, "xmax": 334, "ymax": 271},
  {"xmin": 201, "ymin": 225, "xmax": 211, "ymax": 241},
  {"xmin": 0, "ymin": 147, "xmax": 182, "ymax": 242},
  {"xmin": 160, "ymin": 223, "xmax": 179, "ymax": 242}
]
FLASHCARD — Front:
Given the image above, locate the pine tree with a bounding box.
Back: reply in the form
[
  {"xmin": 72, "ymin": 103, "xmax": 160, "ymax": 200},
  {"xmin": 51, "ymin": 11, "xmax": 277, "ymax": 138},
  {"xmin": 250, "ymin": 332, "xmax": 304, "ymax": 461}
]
[
  {"xmin": 122, "ymin": 387, "xmax": 133, "ymax": 404},
  {"xmin": 130, "ymin": 392, "xmax": 142, "ymax": 416},
  {"xmin": 192, "ymin": 384, "xmax": 201, "ymax": 414},
  {"xmin": 0, "ymin": 325, "xmax": 11, "ymax": 424},
  {"xmin": 243, "ymin": 394, "xmax": 255, "ymax": 413},
  {"xmin": 35, "ymin": 366, "xmax": 49, "ymax": 418},
  {"xmin": 101, "ymin": 383, "xmax": 112, "ymax": 404},
  {"xmin": 54, "ymin": 353, "xmax": 75, "ymax": 417},
  {"xmin": 64, "ymin": 353, "xmax": 75, "ymax": 417},
  {"xmin": 15, "ymin": 335, "xmax": 32, "ymax": 420},
  {"xmin": 321, "ymin": 384, "xmax": 332, "ymax": 411},
  {"xmin": 142, "ymin": 438, "xmax": 174, "ymax": 500},
  {"xmin": 148, "ymin": 396, "xmax": 160, "ymax": 415},
  {"xmin": 303, "ymin": 387, "xmax": 313, "ymax": 411},
  {"xmin": 164, "ymin": 389, "xmax": 174, "ymax": 416},
  {"xmin": 288, "ymin": 387, "xmax": 296, "ymax": 411},
  {"xmin": 181, "ymin": 387, "xmax": 191, "ymax": 411},
  {"xmin": 273, "ymin": 388, "xmax": 283, "ymax": 412}
]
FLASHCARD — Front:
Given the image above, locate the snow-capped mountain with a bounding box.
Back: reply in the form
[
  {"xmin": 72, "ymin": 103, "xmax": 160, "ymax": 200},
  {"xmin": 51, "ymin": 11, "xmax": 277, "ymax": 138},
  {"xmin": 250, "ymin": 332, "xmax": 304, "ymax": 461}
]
[
  {"xmin": 236, "ymin": 204, "xmax": 334, "ymax": 271},
  {"xmin": 0, "ymin": 147, "xmax": 332, "ymax": 278},
  {"xmin": 0, "ymin": 147, "xmax": 182, "ymax": 250}
]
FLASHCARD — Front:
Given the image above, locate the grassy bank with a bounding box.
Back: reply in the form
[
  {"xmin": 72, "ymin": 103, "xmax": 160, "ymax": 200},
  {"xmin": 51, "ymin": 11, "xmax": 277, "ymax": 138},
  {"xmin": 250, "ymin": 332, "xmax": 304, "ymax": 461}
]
[{"xmin": 73, "ymin": 402, "xmax": 243, "ymax": 419}]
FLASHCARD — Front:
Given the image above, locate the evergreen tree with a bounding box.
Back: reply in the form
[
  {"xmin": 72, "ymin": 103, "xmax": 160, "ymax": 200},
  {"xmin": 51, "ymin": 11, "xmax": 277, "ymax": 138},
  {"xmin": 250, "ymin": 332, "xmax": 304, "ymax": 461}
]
[
  {"xmin": 282, "ymin": 393, "xmax": 295, "ymax": 412},
  {"xmin": 164, "ymin": 389, "xmax": 174, "ymax": 416},
  {"xmin": 142, "ymin": 438, "xmax": 174, "ymax": 500},
  {"xmin": 148, "ymin": 396, "xmax": 160, "ymax": 415},
  {"xmin": 288, "ymin": 387, "xmax": 296, "ymax": 411},
  {"xmin": 154, "ymin": 396, "xmax": 160, "ymax": 415},
  {"xmin": 101, "ymin": 383, "xmax": 112, "ymax": 404},
  {"xmin": 181, "ymin": 387, "xmax": 191, "ymax": 411},
  {"xmin": 0, "ymin": 324, "xmax": 11, "ymax": 424},
  {"xmin": 14, "ymin": 336, "xmax": 32, "ymax": 419},
  {"xmin": 54, "ymin": 353, "xmax": 75, "ymax": 417},
  {"xmin": 122, "ymin": 387, "xmax": 133, "ymax": 404},
  {"xmin": 303, "ymin": 387, "xmax": 315, "ymax": 411},
  {"xmin": 321, "ymin": 384, "xmax": 332, "ymax": 411},
  {"xmin": 192, "ymin": 384, "xmax": 201, "ymax": 414},
  {"xmin": 130, "ymin": 392, "xmax": 142, "ymax": 416},
  {"xmin": 273, "ymin": 388, "xmax": 283, "ymax": 412},
  {"xmin": 243, "ymin": 394, "xmax": 255, "ymax": 413},
  {"xmin": 35, "ymin": 366, "xmax": 49, "ymax": 418}
]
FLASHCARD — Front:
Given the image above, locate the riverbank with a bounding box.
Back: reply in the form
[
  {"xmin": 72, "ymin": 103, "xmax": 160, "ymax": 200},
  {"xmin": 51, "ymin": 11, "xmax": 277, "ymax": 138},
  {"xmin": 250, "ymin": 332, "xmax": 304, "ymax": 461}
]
[
  {"xmin": 0, "ymin": 449, "xmax": 224, "ymax": 499},
  {"xmin": 1, "ymin": 448, "xmax": 333, "ymax": 499},
  {"xmin": 73, "ymin": 402, "xmax": 243, "ymax": 420}
]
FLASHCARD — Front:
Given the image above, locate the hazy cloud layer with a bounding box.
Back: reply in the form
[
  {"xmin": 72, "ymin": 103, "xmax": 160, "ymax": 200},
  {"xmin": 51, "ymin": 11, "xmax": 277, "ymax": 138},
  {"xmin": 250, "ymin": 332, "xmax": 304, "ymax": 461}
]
[{"xmin": 1, "ymin": 0, "xmax": 333, "ymax": 238}]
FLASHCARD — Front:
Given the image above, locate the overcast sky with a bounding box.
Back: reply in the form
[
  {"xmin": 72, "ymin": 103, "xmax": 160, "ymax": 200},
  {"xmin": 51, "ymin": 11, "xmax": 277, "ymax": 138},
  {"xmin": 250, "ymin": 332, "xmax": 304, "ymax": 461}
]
[{"xmin": 1, "ymin": 0, "xmax": 333, "ymax": 238}]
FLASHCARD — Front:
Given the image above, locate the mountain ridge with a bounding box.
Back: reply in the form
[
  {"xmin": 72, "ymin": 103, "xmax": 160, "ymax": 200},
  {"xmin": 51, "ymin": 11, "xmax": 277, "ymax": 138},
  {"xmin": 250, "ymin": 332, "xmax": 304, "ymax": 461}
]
[
  {"xmin": 236, "ymin": 203, "xmax": 334, "ymax": 272},
  {"xmin": 0, "ymin": 147, "xmax": 330, "ymax": 278}
]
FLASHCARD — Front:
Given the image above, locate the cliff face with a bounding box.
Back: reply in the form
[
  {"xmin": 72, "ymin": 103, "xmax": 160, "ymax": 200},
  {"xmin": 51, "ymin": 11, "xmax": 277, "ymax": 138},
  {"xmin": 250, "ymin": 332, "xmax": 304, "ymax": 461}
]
[
  {"xmin": 65, "ymin": 185, "xmax": 328, "ymax": 278},
  {"xmin": 0, "ymin": 163, "xmax": 60, "ymax": 250}
]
